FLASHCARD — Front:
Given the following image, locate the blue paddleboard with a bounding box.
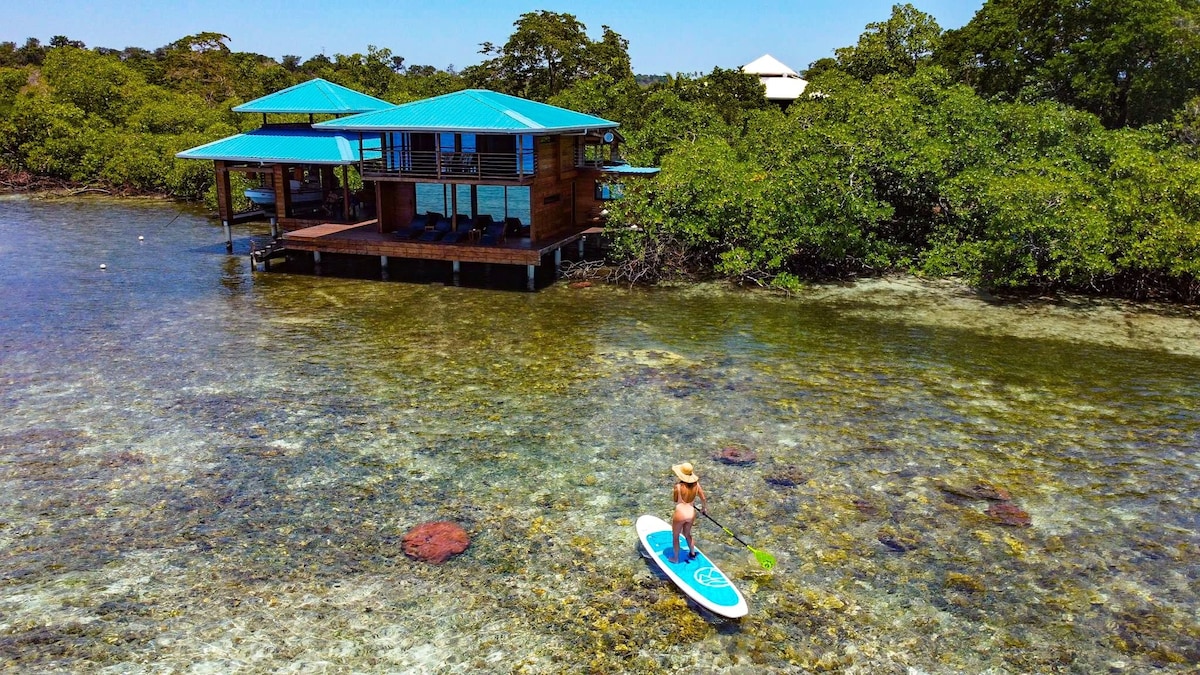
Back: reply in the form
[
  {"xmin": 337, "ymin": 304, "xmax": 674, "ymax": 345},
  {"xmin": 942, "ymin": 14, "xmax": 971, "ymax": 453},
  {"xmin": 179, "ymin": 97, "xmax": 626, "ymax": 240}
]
[{"xmin": 636, "ymin": 514, "xmax": 749, "ymax": 618}]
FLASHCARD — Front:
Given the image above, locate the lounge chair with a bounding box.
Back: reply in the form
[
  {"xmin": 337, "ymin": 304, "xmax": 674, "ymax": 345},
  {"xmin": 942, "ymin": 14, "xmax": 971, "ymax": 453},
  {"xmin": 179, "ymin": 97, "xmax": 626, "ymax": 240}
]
[
  {"xmin": 440, "ymin": 217, "xmax": 475, "ymax": 243},
  {"xmin": 397, "ymin": 214, "xmax": 429, "ymax": 239},
  {"xmin": 480, "ymin": 222, "xmax": 507, "ymax": 245},
  {"xmin": 418, "ymin": 217, "xmax": 452, "ymax": 241},
  {"xmin": 401, "ymin": 212, "xmax": 443, "ymax": 239},
  {"xmin": 504, "ymin": 217, "xmax": 528, "ymax": 238}
]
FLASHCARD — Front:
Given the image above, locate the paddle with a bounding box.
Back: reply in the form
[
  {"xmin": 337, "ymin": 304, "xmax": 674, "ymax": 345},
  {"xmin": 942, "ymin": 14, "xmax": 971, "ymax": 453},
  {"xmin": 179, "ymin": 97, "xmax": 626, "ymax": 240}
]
[{"xmin": 701, "ymin": 511, "xmax": 776, "ymax": 570}]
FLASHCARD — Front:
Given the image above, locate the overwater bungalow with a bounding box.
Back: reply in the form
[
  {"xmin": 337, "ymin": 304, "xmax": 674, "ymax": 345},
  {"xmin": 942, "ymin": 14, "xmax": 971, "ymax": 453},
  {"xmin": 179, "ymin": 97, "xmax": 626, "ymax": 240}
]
[{"xmin": 179, "ymin": 82, "xmax": 657, "ymax": 290}]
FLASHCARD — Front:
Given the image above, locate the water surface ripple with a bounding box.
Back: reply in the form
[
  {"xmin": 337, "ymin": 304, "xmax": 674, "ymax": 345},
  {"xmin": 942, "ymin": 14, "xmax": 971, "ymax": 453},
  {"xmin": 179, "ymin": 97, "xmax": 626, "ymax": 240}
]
[{"xmin": 1, "ymin": 197, "xmax": 1198, "ymax": 673}]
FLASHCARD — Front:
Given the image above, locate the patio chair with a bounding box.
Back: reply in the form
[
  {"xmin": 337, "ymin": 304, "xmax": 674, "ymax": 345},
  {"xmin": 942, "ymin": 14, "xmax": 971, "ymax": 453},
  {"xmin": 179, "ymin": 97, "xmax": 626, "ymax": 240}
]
[
  {"xmin": 397, "ymin": 213, "xmax": 429, "ymax": 239},
  {"xmin": 480, "ymin": 222, "xmax": 507, "ymax": 245},
  {"xmin": 504, "ymin": 217, "xmax": 528, "ymax": 238},
  {"xmin": 441, "ymin": 216, "xmax": 475, "ymax": 243},
  {"xmin": 418, "ymin": 217, "xmax": 453, "ymax": 241}
]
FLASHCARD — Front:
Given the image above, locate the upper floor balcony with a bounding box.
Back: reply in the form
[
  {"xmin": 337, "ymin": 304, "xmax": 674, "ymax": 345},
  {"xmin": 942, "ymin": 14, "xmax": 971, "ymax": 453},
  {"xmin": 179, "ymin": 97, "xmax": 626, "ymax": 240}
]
[{"xmin": 360, "ymin": 148, "xmax": 536, "ymax": 183}]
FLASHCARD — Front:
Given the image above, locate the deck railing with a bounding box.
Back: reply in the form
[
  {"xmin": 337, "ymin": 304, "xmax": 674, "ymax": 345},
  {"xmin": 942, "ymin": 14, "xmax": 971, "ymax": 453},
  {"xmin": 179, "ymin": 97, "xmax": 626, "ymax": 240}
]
[
  {"xmin": 576, "ymin": 144, "xmax": 615, "ymax": 169},
  {"xmin": 360, "ymin": 150, "xmax": 534, "ymax": 182}
]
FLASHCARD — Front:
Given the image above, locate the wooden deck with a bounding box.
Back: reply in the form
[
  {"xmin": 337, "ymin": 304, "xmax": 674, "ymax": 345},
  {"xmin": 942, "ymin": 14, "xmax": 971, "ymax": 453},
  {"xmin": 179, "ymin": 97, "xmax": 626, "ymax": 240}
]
[{"xmin": 280, "ymin": 219, "xmax": 600, "ymax": 266}]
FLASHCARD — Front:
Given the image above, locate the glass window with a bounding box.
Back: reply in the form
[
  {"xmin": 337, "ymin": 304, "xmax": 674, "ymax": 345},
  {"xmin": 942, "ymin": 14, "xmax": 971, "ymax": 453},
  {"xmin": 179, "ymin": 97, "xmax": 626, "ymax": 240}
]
[{"xmin": 416, "ymin": 183, "xmax": 531, "ymax": 224}]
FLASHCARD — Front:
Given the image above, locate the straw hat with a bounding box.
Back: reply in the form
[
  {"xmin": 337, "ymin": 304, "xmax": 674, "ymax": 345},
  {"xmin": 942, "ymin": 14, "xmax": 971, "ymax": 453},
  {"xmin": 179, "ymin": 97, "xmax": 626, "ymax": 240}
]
[{"xmin": 672, "ymin": 462, "xmax": 699, "ymax": 483}]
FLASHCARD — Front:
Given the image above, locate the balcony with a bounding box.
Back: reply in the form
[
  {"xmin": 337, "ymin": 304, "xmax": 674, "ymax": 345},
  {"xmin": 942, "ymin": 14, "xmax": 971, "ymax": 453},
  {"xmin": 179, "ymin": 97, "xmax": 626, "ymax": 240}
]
[{"xmin": 360, "ymin": 149, "xmax": 535, "ymax": 183}]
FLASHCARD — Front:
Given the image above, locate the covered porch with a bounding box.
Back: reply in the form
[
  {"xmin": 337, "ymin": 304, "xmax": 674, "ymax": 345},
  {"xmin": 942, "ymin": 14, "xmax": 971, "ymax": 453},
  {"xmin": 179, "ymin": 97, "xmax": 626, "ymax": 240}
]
[{"xmin": 178, "ymin": 125, "xmax": 372, "ymax": 249}]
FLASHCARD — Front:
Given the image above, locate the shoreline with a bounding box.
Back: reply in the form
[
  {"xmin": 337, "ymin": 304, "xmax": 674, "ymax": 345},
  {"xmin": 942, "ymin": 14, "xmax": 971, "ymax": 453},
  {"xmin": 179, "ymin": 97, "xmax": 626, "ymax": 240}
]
[
  {"xmin": 796, "ymin": 276, "xmax": 1200, "ymax": 357},
  {"xmin": 4, "ymin": 190, "xmax": 1198, "ymax": 319}
]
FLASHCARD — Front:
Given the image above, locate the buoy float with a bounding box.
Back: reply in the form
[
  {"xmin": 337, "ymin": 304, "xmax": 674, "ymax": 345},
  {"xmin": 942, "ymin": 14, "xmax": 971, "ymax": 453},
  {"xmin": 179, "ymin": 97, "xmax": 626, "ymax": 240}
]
[
  {"xmin": 138, "ymin": 235, "xmax": 144, "ymax": 241},
  {"xmin": 100, "ymin": 264, "xmax": 107, "ymax": 270}
]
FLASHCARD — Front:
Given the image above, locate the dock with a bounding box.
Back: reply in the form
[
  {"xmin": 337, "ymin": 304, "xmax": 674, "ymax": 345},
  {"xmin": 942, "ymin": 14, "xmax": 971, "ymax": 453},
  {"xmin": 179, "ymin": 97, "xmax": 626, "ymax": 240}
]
[{"xmin": 266, "ymin": 220, "xmax": 601, "ymax": 289}]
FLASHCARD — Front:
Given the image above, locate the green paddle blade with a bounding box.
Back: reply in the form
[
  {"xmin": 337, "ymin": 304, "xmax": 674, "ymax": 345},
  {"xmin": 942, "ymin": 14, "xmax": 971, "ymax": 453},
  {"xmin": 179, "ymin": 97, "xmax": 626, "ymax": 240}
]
[{"xmin": 750, "ymin": 546, "xmax": 776, "ymax": 570}]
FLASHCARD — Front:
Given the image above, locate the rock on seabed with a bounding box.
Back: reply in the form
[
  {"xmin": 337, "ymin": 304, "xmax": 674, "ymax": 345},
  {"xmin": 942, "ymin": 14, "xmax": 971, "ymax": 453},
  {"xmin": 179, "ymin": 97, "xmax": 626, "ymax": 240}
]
[
  {"xmin": 715, "ymin": 445, "xmax": 758, "ymax": 465},
  {"xmin": 402, "ymin": 521, "xmax": 470, "ymax": 564},
  {"xmin": 986, "ymin": 502, "xmax": 1032, "ymax": 527}
]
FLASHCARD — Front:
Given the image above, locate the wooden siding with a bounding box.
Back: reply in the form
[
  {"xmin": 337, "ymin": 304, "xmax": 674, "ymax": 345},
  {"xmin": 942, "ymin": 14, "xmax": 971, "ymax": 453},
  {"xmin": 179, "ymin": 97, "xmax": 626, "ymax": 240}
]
[
  {"xmin": 574, "ymin": 167, "xmax": 604, "ymax": 223},
  {"xmin": 271, "ymin": 165, "xmax": 291, "ymax": 220},
  {"xmin": 529, "ymin": 136, "xmax": 575, "ymax": 242},
  {"xmin": 376, "ymin": 182, "xmax": 416, "ymax": 234},
  {"xmin": 214, "ymin": 160, "xmax": 233, "ymax": 222}
]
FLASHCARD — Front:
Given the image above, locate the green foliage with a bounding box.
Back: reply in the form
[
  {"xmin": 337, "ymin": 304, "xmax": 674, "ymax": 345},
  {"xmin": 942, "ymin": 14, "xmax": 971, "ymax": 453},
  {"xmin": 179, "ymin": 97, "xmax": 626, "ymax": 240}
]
[
  {"xmin": 620, "ymin": 89, "xmax": 733, "ymax": 166},
  {"xmin": 162, "ymin": 33, "xmax": 237, "ymax": 103},
  {"xmin": 0, "ymin": 31, "xmax": 466, "ymax": 197},
  {"xmin": 613, "ymin": 50, "xmax": 1198, "ymax": 299},
  {"xmin": 389, "ymin": 68, "xmax": 468, "ymax": 103},
  {"xmin": 936, "ymin": 0, "xmax": 1200, "ymax": 128},
  {"xmin": 603, "ymin": 136, "xmax": 751, "ymax": 283},
  {"xmin": 932, "ymin": 162, "xmax": 1114, "ymax": 289},
  {"xmin": 617, "ymin": 67, "xmax": 769, "ymax": 166},
  {"xmin": 472, "ymin": 11, "xmax": 635, "ymax": 101},
  {"xmin": 834, "ymin": 3, "xmax": 942, "ymax": 81},
  {"xmin": 0, "ymin": 66, "xmax": 29, "ymax": 115},
  {"xmin": 1168, "ymin": 95, "xmax": 1200, "ymax": 147},
  {"xmin": 547, "ymin": 73, "xmax": 639, "ymax": 123},
  {"xmin": 0, "ymin": 41, "xmax": 245, "ymax": 197},
  {"xmin": 1101, "ymin": 131, "xmax": 1200, "ymax": 280}
]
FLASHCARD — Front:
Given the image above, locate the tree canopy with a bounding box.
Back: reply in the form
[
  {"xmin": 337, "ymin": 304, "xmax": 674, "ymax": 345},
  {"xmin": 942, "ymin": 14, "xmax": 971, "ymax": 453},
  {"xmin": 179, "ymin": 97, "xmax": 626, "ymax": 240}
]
[
  {"xmin": 936, "ymin": 0, "xmax": 1200, "ymax": 128},
  {"xmin": 834, "ymin": 3, "xmax": 942, "ymax": 81}
]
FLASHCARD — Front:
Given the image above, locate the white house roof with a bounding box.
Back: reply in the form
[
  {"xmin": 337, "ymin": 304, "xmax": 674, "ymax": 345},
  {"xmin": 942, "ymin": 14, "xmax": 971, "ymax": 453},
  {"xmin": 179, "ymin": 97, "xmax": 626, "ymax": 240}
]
[
  {"xmin": 763, "ymin": 77, "xmax": 809, "ymax": 100},
  {"xmin": 742, "ymin": 54, "xmax": 800, "ymax": 78},
  {"xmin": 742, "ymin": 54, "xmax": 808, "ymax": 101}
]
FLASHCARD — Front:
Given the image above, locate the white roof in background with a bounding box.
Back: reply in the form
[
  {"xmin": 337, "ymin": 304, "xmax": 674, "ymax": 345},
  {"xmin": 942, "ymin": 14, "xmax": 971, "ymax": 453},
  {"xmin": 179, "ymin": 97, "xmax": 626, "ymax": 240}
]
[
  {"xmin": 763, "ymin": 77, "xmax": 809, "ymax": 100},
  {"xmin": 742, "ymin": 54, "xmax": 800, "ymax": 78},
  {"xmin": 742, "ymin": 54, "xmax": 808, "ymax": 100}
]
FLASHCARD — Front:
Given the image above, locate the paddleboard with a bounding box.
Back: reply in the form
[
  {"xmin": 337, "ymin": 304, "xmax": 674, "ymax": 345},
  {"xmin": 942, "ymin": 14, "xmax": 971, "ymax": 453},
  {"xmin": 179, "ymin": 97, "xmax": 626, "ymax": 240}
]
[{"xmin": 636, "ymin": 514, "xmax": 748, "ymax": 618}]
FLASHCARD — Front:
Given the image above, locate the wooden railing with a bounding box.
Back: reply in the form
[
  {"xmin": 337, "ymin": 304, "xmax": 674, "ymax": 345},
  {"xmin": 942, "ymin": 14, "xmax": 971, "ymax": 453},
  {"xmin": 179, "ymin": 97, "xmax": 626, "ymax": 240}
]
[{"xmin": 360, "ymin": 150, "xmax": 535, "ymax": 182}]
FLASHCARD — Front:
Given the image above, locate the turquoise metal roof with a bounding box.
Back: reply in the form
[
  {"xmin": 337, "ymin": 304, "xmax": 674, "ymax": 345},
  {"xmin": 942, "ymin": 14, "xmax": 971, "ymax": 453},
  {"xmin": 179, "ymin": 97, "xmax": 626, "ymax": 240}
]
[
  {"xmin": 315, "ymin": 89, "xmax": 619, "ymax": 134},
  {"xmin": 232, "ymin": 78, "xmax": 392, "ymax": 114},
  {"xmin": 176, "ymin": 127, "xmax": 374, "ymax": 164},
  {"xmin": 602, "ymin": 163, "xmax": 660, "ymax": 175}
]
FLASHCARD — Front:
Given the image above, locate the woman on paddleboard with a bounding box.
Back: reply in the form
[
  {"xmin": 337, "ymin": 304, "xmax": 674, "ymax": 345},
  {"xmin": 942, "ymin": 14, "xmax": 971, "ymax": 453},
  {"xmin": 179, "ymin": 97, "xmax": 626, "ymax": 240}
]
[{"xmin": 670, "ymin": 462, "xmax": 708, "ymax": 563}]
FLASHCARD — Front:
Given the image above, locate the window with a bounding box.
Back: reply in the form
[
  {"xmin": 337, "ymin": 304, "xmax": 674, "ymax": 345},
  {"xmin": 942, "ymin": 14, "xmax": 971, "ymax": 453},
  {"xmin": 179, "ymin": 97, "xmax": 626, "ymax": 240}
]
[{"xmin": 595, "ymin": 181, "xmax": 625, "ymax": 201}]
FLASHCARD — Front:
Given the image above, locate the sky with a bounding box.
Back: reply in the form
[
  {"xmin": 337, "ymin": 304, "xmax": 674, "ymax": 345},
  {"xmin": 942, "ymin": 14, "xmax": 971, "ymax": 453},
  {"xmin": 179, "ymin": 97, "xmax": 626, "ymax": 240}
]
[{"xmin": 1, "ymin": 0, "xmax": 986, "ymax": 75}]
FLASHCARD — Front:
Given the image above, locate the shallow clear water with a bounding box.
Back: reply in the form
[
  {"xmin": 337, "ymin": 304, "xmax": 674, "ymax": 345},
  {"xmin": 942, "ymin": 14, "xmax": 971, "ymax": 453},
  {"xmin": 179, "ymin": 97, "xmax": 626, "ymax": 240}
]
[{"xmin": 1, "ymin": 196, "xmax": 1198, "ymax": 674}]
